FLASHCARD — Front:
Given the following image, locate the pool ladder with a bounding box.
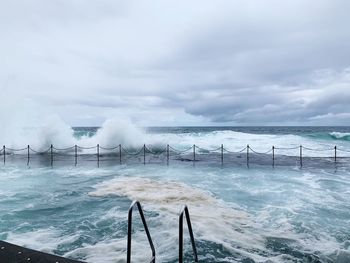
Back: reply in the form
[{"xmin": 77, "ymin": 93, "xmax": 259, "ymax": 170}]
[{"xmin": 127, "ymin": 200, "xmax": 199, "ymax": 263}]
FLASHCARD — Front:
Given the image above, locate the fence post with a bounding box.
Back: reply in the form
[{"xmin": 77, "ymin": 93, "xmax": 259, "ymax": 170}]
[
  {"xmin": 247, "ymin": 145, "xmax": 249, "ymax": 166},
  {"xmin": 221, "ymin": 144, "xmax": 224, "ymax": 165},
  {"xmin": 300, "ymin": 145, "xmax": 303, "ymax": 167},
  {"xmin": 334, "ymin": 146, "xmax": 337, "ymax": 163},
  {"xmin": 143, "ymin": 144, "xmax": 146, "ymax": 165},
  {"xmin": 74, "ymin": 145, "xmax": 77, "ymax": 166},
  {"xmin": 193, "ymin": 144, "xmax": 196, "ymax": 162},
  {"xmin": 27, "ymin": 145, "xmax": 30, "ymax": 165},
  {"xmin": 97, "ymin": 144, "xmax": 100, "ymax": 167},
  {"xmin": 272, "ymin": 146, "xmax": 275, "ymax": 167},
  {"xmin": 3, "ymin": 145, "xmax": 5, "ymax": 164},
  {"xmin": 167, "ymin": 144, "xmax": 169, "ymax": 165},
  {"xmin": 50, "ymin": 144, "xmax": 53, "ymax": 166},
  {"xmin": 119, "ymin": 144, "xmax": 122, "ymax": 164}
]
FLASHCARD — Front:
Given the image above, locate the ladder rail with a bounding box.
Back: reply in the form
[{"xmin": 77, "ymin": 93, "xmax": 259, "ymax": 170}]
[
  {"xmin": 127, "ymin": 200, "xmax": 156, "ymax": 263},
  {"xmin": 179, "ymin": 205, "xmax": 198, "ymax": 263}
]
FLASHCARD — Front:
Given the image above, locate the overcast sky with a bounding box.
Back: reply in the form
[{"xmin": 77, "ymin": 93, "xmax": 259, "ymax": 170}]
[{"xmin": 1, "ymin": 0, "xmax": 350, "ymax": 126}]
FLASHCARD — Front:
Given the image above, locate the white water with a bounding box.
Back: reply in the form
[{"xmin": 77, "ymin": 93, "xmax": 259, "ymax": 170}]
[
  {"xmin": 330, "ymin": 132, "xmax": 350, "ymax": 139},
  {"xmin": 1, "ymin": 163, "xmax": 349, "ymax": 262},
  {"xmin": 1, "ymin": 116, "xmax": 350, "ymax": 157},
  {"xmin": 146, "ymin": 131, "xmax": 350, "ymax": 157},
  {"xmin": 0, "ymin": 117, "xmax": 145, "ymax": 151},
  {"xmin": 90, "ymin": 177, "xmax": 265, "ymax": 262},
  {"xmin": 1, "ymin": 110, "xmax": 349, "ymax": 262}
]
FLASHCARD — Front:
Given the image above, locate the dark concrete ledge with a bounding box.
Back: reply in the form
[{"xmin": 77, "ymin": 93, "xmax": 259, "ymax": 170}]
[{"xmin": 0, "ymin": 240, "xmax": 85, "ymax": 263}]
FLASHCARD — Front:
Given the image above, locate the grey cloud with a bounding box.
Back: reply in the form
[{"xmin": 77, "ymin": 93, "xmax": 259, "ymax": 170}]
[
  {"xmin": 178, "ymin": 69, "xmax": 350, "ymax": 124},
  {"xmin": 1, "ymin": 0, "xmax": 350, "ymax": 126}
]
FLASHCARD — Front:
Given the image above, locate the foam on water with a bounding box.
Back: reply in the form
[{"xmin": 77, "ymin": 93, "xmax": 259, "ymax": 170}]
[
  {"xmin": 6, "ymin": 228, "xmax": 80, "ymax": 254},
  {"xmin": 1, "ymin": 121, "xmax": 350, "ymax": 262},
  {"xmin": 0, "ymin": 164, "xmax": 349, "ymax": 262},
  {"xmin": 329, "ymin": 132, "xmax": 350, "ymax": 141},
  {"xmin": 89, "ymin": 177, "xmax": 267, "ymax": 262},
  {"xmin": 1, "ymin": 115, "xmax": 350, "ymax": 157},
  {"xmin": 144, "ymin": 130, "xmax": 350, "ymax": 157},
  {"xmin": 88, "ymin": 173, "xmax": 350, "ymax": 262}
]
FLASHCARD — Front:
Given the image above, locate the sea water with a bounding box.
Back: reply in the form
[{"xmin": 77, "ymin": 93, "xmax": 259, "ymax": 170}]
[{"xmin": 0, "ymin": 125, "xmax": 350, "ymax": 262}]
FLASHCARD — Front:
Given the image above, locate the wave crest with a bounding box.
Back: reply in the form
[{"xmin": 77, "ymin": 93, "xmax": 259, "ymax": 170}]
[{"xmin": 329, "ymin": 132, "xmax": 350, "ymax": 141}]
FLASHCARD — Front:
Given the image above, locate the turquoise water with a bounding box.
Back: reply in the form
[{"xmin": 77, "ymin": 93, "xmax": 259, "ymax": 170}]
[{"xmin": 1, "ymin": 127, "xmax": 350, "ymax": 262}]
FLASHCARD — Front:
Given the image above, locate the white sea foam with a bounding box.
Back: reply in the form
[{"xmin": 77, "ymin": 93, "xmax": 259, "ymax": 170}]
[
  {"xmin": 1, "ymin": 165, "xmax": 349, "ymax": 262},
  {"xmin": 65, "ymin": 232, "xmax": 153, "ymax": 263},
  {"xmin": 330, "ymin": 132, "xmax": 350, "ymax": 140},
  {"xmin": 85, "ymin": 175, "xmax": 350, "ymax": 262},
  {"xmin": 145, "ymin": 130, "xmax": 350, "ymax": 157},
  {"xmin": 1, "ymin": 113, "xmax": 349, "ymax": 157},
  {"xmin": 88, "ymin": 177, "xmax": 274, "ymax": 262},
  {"xmin": 6, "ymin": 227, "xmax": 80, "ymax": 254}
]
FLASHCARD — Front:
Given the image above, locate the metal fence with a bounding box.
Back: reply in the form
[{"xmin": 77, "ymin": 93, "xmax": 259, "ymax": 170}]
[{"xmin": 1, "ymin": 144, "xmax": 350, "ymax": 167}]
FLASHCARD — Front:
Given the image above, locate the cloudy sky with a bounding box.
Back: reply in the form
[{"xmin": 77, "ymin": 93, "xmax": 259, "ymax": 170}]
[{"xmin": 1, "ymin": 0, "xmax": 350, "ymax": 126}]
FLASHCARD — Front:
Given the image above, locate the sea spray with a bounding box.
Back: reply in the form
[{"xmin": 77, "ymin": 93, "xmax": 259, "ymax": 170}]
[
  {"xmin": 79, "ymin": 119, "xmax": 145, "ymax": 148},
  {"xmin": 0, "ymin": 116, "xmax": 145, "ymax": 151},
  {"xmin": 36, "ymin": 115, "xmax": 76, "ymax": 150},
  {"xmin": 2, "ymin": 113, "xmax": 350, "ymax": 158}
]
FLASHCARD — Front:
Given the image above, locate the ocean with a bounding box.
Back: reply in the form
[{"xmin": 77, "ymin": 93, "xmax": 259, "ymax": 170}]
[{"xmin": 0, "ymin": 125, "xmax": 350, "ymax": 262}]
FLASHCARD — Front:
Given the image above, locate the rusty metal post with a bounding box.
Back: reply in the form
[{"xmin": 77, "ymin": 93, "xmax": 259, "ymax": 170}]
[
  {"xmin": 143, "ymin": 144, "xmax": 146, "ymax": 165},
  {"xmin": 247, "ymin": 145, "xmax": 250, "ymax": 166},
  {"xmin": 50, "ymin": 144, "xmax": 53, "ymax": 166},
  {"xmin": 27, "ymin": 145, "xmax": 30, "ymax": 165},
  {"xmin": 193, "ymin": 144, "xmax": 196, "ymax": 162},
  {"xmin": 221, "ymin": 144, "xmax": 224, "ymax": 165},
  {"xmin": 74, "ymin": 145, "xmax": 77, "ymax": 166},
  {"xmin": 166, "ymin": 144, "xmax": 169, "ymax": 165},
  {"xmin": 119, "ymin": 144, "xmax": 122, "ymax": 164},
  {"xmin": 97, "ymin": 144, "xmax": 100, "ymax": 167}
]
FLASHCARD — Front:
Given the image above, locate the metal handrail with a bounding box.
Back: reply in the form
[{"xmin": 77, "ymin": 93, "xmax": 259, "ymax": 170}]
[
  {"xmin": 179, "ymin": 205, "xmax": 198, "ymax": 263},
  {"xmin": 127, "ymin": 200, "xmax": 156, "ymax": 263}
]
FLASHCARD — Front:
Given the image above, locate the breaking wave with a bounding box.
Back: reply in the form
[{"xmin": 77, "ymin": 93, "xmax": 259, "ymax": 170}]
[
  {"xmin": 329, "ymin": 132, "xmax": 350, "ymax": 141},
  {"xmin": 0, "ymin": 117, "xmax": 145, "ymax": 151},
  {"xmin": 306, "ymin": 132, "xmax": 350, "ymax": 142},
  {"xmin": 1, "ymin": 115, "xmax": 350, "ymax": 158}
]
